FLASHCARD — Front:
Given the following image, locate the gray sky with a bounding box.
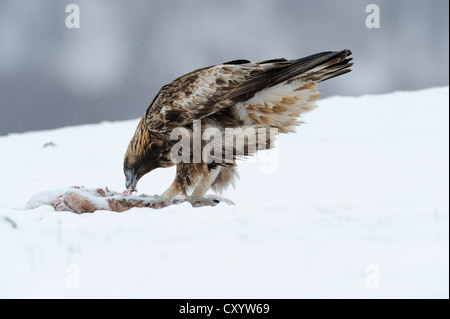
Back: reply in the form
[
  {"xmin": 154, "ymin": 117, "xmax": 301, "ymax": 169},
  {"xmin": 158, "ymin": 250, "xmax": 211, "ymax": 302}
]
[{"xmin": 0, "ymin": 0, "xmax": 448, "ymax": 135}]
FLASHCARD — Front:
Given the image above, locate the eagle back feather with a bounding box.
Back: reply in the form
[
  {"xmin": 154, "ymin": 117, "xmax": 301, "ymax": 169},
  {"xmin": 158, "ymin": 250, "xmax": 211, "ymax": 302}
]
[{"xmin": 144, "ymin": 50, "xmax": 353, "ymax": 133}]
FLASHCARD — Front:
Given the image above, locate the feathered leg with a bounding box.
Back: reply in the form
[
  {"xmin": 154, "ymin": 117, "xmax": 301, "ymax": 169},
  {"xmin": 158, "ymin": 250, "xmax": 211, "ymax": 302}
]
[
  {"xmin": 161, "ymin": 180, "xmax": 181, "ymax": 202},
  {"xmin": 192, "ymin": 166, "xmax": 222, "ymax": 196},
  {"xmin": 187, "ymin": 166, "xmax": 222, "ymax": 207},
  {"xmin": 154, "ymin": 165, "xmax": 190, "ymax": 207}
]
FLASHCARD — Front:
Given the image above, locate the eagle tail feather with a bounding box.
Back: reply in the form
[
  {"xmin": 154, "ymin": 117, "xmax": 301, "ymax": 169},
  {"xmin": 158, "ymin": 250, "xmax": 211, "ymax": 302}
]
[
  {"xmin": 269, "ymin": 49, "xmax": 353, "ymax": 85},
  {"xmin": 231, "ymin": 50, "xmax": 352, "ymax": 103}
]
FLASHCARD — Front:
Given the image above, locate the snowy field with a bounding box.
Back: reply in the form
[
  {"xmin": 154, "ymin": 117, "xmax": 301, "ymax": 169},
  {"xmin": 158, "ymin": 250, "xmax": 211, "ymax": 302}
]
[{"xmin": 0, "ymin": 87, "xmax": 448, "ymax": 298}]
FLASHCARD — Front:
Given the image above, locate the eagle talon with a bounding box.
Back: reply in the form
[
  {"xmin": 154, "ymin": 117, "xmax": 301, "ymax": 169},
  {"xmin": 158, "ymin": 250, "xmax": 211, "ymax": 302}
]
[
  {"xmin": 150, "ymin": 195, "xmax": 173, "ymax": 209},
  {"xmin": 186, "ymin": 196, "xmax": 220, "ymax": 208}
]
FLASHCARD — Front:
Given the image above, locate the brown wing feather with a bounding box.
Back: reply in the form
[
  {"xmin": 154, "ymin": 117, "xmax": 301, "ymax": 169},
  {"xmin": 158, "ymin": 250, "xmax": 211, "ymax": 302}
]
[{"xmin": 144, "ymin": 49, "xmax": 352, "ymax": 132}]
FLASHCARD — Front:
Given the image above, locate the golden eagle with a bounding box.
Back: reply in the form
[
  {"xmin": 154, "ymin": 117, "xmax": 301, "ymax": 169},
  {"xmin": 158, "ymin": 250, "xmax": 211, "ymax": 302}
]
[{"xmin": 124, "ymin": 50, "xmax": 352, "ymax": 205}]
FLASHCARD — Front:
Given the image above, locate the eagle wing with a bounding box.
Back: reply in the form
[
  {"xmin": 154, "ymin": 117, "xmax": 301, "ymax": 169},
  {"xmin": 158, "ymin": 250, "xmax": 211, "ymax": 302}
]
[{"xmin": 144, "ymin": 50, "xmax": 352, "ymax": 132}]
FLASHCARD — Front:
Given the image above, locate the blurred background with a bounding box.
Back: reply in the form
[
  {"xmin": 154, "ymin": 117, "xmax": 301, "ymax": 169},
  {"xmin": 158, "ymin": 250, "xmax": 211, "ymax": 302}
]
[{"xmin": 0, "ymin": 0, "xmax": 448, "ymax": 136}]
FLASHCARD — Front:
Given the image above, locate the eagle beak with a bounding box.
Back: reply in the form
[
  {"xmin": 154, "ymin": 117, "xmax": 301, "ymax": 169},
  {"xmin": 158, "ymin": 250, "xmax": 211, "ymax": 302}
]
[{"xmin": 125, "ymin": 169, "xmax": 137, "ymax": 192}]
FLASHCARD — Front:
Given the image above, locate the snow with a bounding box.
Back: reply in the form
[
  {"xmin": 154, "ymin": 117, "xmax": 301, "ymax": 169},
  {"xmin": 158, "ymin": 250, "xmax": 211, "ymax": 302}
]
[{"xmin": 0, "ymin": 87, "xmax": 448, "ymax": 298}]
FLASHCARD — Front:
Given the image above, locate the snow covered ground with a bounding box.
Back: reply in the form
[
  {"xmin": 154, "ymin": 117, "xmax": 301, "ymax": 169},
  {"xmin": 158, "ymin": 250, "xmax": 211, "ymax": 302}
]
[{"xmin": 0, "ymin": 87, "xmax": 448, "ymax": 298}]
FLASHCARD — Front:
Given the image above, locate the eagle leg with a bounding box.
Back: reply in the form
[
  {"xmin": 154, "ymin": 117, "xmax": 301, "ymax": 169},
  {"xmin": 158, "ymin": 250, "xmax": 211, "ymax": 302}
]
[
  {"xmin": 160, "ymin": 180, "xmax": 181, "ymax": 205},
  {"xmin": 191, "ymin": 166, "xmax": 222, "ymax": 197},
  {"xmin": 184, "ymin": 166, "xmax": 222, "ymax": 207}
]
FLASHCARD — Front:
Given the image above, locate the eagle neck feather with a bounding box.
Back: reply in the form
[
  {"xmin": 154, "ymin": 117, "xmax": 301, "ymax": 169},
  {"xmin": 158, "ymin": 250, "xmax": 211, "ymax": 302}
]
[{"xmin": 131, "ymin": 117, "xmax": 151, "ymax": 156}]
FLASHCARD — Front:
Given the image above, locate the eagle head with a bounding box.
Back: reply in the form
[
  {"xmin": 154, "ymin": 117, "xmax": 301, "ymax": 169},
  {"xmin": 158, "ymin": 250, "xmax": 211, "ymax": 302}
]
[
  {"xmin": 124, "ymin": 118, "xmax": 174, "ymax": 192},
  {"xmin": 123, "ymin": 155, "xmax": 138, "ymax": 192}
]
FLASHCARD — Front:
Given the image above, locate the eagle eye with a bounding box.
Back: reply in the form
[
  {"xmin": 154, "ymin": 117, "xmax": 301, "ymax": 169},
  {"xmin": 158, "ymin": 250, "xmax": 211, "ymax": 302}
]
[{"xmin": 126, "ymin": 163, "xmax": 132, "ymax": 169}]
